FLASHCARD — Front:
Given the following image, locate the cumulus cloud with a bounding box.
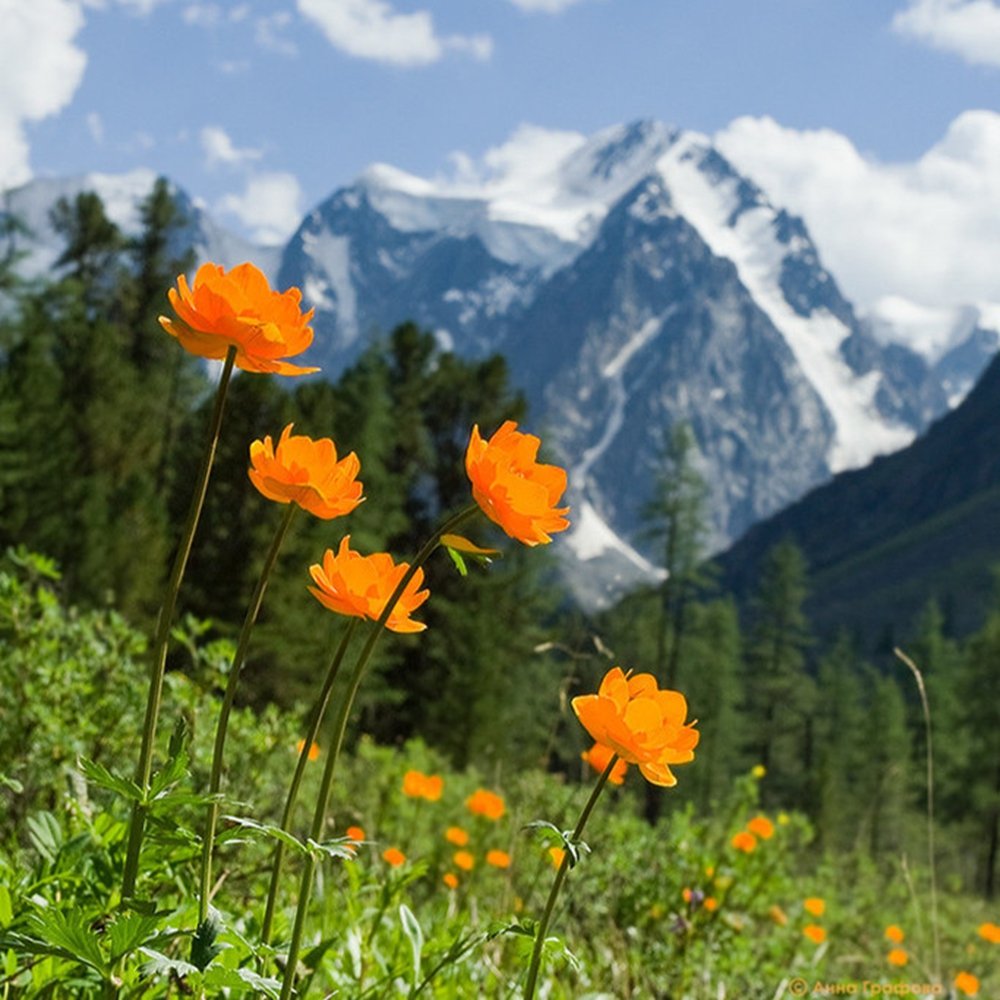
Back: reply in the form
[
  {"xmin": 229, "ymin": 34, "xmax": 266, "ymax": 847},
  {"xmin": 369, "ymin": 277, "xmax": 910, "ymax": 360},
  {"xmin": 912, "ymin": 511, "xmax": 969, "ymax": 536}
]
[
  {"xmin": 0, "ymin": 0, "xmax": 87, "ymax": 189},
  {"xmin": 217, "ymin": 172, "xmax": 304, "ymax": 244},
  {"xmin": 297, "ymin": 0, "xmax": 492, "ymax": 67},
  {"xmin": 506, "ymin": 0, "xmax": 588, "ymax": 11},
  {"xmin": 893, "ymin": 0, "xmax": 1000, "ymax": 68},
  {"xmin": 200, "ymin": 125, "xmax": 263, "ymax": 168},
  {"xmin": 715, "ymin": 111, "xmax": 1000, "ymax": 313}
]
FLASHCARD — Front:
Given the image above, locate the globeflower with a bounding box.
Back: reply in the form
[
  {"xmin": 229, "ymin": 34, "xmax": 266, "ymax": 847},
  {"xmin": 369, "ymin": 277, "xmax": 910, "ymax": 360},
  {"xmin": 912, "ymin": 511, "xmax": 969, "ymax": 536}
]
[
  {"xmin": 978, "ymin": 921, "xmax": 1000, "ymax": 944},
  {"xmin": 445, "ymin": 826, "xmax": 469, "ymax": 846},
  {"xmin": 885, "ymin": 925, "xmax": 905, "ymax": 943},
  {"xmin": 159, "ymin": 261, "xmax": 318, "ymax": 375},
  {"xmin": 803, "ymin": 924, "xmax": 826, "ymax": 945},
  {"xmin": 486, "ymin": 849, "xmax": 511, "ymax": 869},
  {"xmin": 309, "ymin": 536, "xmax": 429, "ymax": 633},
  {"xmin": 571, "ymin": 667, "xmax": 699, "ymax": 787},
  {"xmin": 382, "ymin": 847, "xmax": 406, "ymax": 868},
  {"xmin": 581, "ymin": 742, "xmax": 629, "ymax": 785},
  {"xmin": 731, "ymin": 830, "xmax": 757, "ymax": 853},
  {"xmin": 453, "ymin": 850, "xmax": 475, "ymax": 872},
  {"xmin": 465, "ymin": 421, "xmax": 570, "ymax": 546},
  {"xmin": 402, "ymin": 769, "xmax": 443, "ymax": 801},
  {"xmin": 747, "ymin": 815, "xmax": 775, "ymax": 840},
  {"xmin": 295, "ymin": 739, "xmax": 320, "ymax": 762},
  {"xmin": 954, "ymin": 972, "xmax": 980, "ymax": 997},
  {"xmin": 804, "ymin": 897, "xmax": 825, "ymax": 917},
  {"xmin": 249, "ymin": 424, "xmax": 363, "ymax": 519},
  {"xmin": 887, "ymin": 948, "xmax": 908, "ymax": 967},
  {"xmin": 466, "ymin": 788, "xmax": 505, "ymax": 820}
]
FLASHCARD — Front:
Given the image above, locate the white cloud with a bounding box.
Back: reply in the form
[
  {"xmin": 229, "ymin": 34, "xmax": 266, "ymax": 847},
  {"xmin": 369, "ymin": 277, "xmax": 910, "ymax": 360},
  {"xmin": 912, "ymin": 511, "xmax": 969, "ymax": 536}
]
[
  {"xmin": 0, "ymin": 0, "xmax": 87, "ymax": 189},
  {"xmin": 715, "ymin": 111, "xmax": 1000, "ymax": 313},
  {"xmin": 217, "ymin": 172, "xmax": 304, "ymax": 244},
  {"xmin": 297, "ymin": 0, "xmax": 492, "ymax": 67},
  {"xmin": 182, "ymin": 3, "xmax": 222, "ymax": 26},
  {"xmin": 893, "ymin": 0, "xmax": 1000, "ymax": 68},
  {"xmin": 506, "ymin": 0, "xmax": 588, "ymax": 11},
  {"xmin": 86, "ymin": 111, "xmax": 105, "ymax": 143},
  {"xmin": 200, "ymin": 125, "xmax": 263, "ymax": 168}
]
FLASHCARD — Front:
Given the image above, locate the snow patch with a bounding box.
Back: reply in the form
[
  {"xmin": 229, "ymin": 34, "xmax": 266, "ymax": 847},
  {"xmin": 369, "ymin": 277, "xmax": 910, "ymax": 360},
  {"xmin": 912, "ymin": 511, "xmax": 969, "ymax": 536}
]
[
  {"xmin": 565, "ymin": 499, "xmax": 666, "ymax": 579},
  {"xmin": 301, "ymin": 229, "xmax": 357, "ymax": 341}
]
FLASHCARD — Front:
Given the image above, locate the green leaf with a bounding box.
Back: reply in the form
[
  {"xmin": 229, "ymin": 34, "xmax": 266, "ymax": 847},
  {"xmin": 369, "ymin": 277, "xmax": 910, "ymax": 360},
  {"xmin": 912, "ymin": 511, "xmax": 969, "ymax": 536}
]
[
  {"xmin": 202, "ymin": 966, "xmax": 281, "ymax": 998},
  {"xmin": 27, "ymin": 909, "xmax": 107, "ymax": 974},
  {"xmin": 189, "ymin": 914, "xmax": 223, "ymax": 972},
  {"xmin": 77, "ymin": 758, "xmax": 143, "ymax": 803},
  {"xmin": 25, "ymin": 812, "xmax": 63, "ymax": 863},
  {"xmin": 0, "ymin": 886, "xmax": 12, "ymax": 927},
  {"xmin": 445, "ymin": 547, "xmax": 469, "ymax": 577},
  {"xmin": 139, "ymin": 946, "xmax": 198, "ymax": 979},
  {"xmin": 106, "ymin": 913, "xmax": 161, "ymax": 963},
  {"xmin": 221, "ymin": 815, "xmax": 309, "ymax": 855},
  {"xmin": 148, "ymin": 749, "xmax": 189, "ymax": 800},
  {"xmin": 306, "ymin": 836, "xmax": 362, "ymax": 863},
  {"xmin": 398, "ymin": 904, "xmax": 423, "ymax": 986}
]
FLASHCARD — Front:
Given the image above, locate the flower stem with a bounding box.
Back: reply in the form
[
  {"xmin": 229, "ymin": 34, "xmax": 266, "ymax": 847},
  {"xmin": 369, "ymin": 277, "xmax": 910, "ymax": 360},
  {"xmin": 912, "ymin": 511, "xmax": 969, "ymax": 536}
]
[
  {"xmin": 198, "ymin": 502, "xmax": 297, "ymax": 925},
  {"xmin": 523, "ymin": 754, "xmax": 618, "ymax": 1000},
  {"xmin": 278, "ymin": 504, "xmax": 477, "ymax": 999},
  {"xmin": 121, "ymin": 347, "xmax": 237, "ymax": 901},
  {"xmin": 260, "ymin": 617, "xmax": 358, "ymax": 946}
]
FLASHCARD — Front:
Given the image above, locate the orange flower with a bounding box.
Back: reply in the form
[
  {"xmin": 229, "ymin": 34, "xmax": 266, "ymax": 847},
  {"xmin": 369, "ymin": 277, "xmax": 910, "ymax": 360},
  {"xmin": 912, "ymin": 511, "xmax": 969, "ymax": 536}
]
[
  {"xmin": 159, "ymin": 261, "xmax": 317, "ymax": 375},
  {"xmin": 803, "ymin": 924, "xmax": 826, "ymax": 945},
  {"xmin": 465, "ymin": 421, "xmax": 569, "ymax": 546},
  {"xmin": 804, "ymin": 897, "xmax": 825, "ymax": 917},
  {"xmin": 309, "ymin": 536, "xmax": 429, "ymax": 633},
  {"xmin": 442, "ymin": 872, "xmax": 459, "ymax": 890},
  {"xmin": 295, "ymin": 738, "xmax": 320, "ymax": 762},
  {"xmin": 581, "ymin": 742, "xmax": 629, "ymax": 785},
  {"xmin": 486, "ymin": 849, "xmax": 511, "ymax": 869},
  {"xmin": 885, "ymin": 924, "xmax": 905, "ymax": 943},
  {"xmin": 978, "ymin": 921, "xmax": 1000, "ymax": 944},
  {"xmin": 704, "ymin": 897, "xmax": 718, "ymax": 912},
  {"xmin": 747, "ymin": 815, "xmax": 775, "ymax": 840},
  {"xmin": 445, "ymin": 826, "xmax": 470, "ymax": 846},
  {"xmin": 954, "ymin": 972, "xmax": 980, "ymax": 997},
  {"xmin": 402, "ymin": 770, "xmax": 444, "ymax": 801},
  {"xmin": 571, "ymin": 667, "xmax": 699, "ymax": 787},
  {"xmin": 382, "ymin": 847, "xmax": 406, "ymax": 868},
  {"xmin": 453, "ymin": 850, "xmax": 475, "ymax": 871},
  {"xmin": 345, "ymin": 825, "xmax": 365, "ymax": 842},
  {"xmin": 466, "ymin": 789, "xmax": 505, "ymax": 820},
  {"xmin": 731, "ymin": 831, "xmax": 757, "ymax": 853},
  {"xmin": 548, "ymin": 846, "xmax": 566, "ymax": 869},
  {"xmin": 887, "ymin": 948, "xmax": 908, "ymax": 967},
  {"xmin": 249, "ymin": 424, "xmax": 363, "ymax": 519},
  {"xmin": 682, "ymin": 887, "xmax": 693, "ymax": 903}
]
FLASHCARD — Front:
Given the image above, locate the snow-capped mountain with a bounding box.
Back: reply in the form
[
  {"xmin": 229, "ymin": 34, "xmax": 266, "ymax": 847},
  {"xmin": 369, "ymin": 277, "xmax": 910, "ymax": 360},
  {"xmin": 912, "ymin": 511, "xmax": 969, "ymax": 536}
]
[{"xmin": 3, "ymin": 122, "xmax": 996, "ymax": 607}]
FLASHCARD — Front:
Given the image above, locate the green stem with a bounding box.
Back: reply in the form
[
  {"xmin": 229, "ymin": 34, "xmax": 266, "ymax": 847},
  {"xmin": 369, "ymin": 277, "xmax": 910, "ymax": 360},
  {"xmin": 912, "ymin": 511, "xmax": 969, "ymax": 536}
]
[
  {"xmin": 260, "ymin": 617, "xmax": 359, "ymax": 946},
  {"xmin": 198, "ymin": 502, "xmax": 297, "ymax": 925},
  {"xmin": 278, "ymin": 505, "xmax": 477, "ymax": 999},
  {"xmin": 121, "ymin": 347, "xmax": 237, "ymax": 900},
  {"xmin": 523, "ymin": 754, "xmax": 617, "ymax": 1000}
]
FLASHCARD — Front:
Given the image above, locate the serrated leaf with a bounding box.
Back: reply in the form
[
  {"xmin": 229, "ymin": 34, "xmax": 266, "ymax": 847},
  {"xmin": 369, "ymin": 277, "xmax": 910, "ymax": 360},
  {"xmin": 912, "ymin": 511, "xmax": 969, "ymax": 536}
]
[
  {"xmin": 399, "ymin": 904, "xmax": 423, "ymax": 986},
  {"xmin": 106, "ymin": 913, "xmax": 161, "ymax": 963},
  {"xmin": 25, "ymin": 812, "xmax": 62, "ymax": 862},
  {"xmin": 190, "ymin": 914, "xmax": 223, "ymax": 972},
  {"xmin": 203, "ymin": 965, "xmax": 281, "ymax": 998},
  {"xmin": 306, "ymin": 837, "xmax": 360, "ymax": 863},
  {"xmin": 27, "ymin": 910, "xmax": 107, "ymax": 974},
  {"xmin": 77, "ymin": 758, "xmax": 143, "ymax": 803},
  {"xmin": 148, "ymin": 750, "xmax": 190, "ymax": 800},
  {"xmin": 139, "ymin": 946, "xmax": 198, "ymax": 979},
  {"xmin": 222, "ymin": 815, "xmax": 309, "ymax": 855}
]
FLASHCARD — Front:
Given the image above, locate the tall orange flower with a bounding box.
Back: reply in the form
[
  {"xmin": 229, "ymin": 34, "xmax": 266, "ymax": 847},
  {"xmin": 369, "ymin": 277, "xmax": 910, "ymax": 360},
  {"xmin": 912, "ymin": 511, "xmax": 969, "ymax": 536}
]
[
  {"xmin": 465, "ymin": 421, "xmax": 570, "ymax": 546},
  {"xmin": 954, "ymin": 972, "xmax": 980, "ymax": 997},
  {"xmin": 747, "ymin": 815, "xmax": 775, "ymax": 840},
  {"xmin": 308, "ymin": 536, "xmax": 429, "ymax": 633},
  {"xmin": 571, "ymin": 667, "xmax": 699, "ymax": 787},
  {"xmin": 804, "ymin": 897, "xmax": 825, "ymax": 917},
  {"xmin": 249, "ymin": 424, "xmax": 363, "ymax": 519},
  {"xmin": 159, "ymin": 261, "xmax": 318, "ymax": 375},
  {"xmin": 402, "ymin": 769, "xmax": 443, "ymax": 801},
  {"xmin": 486, "ymin": 849, "xmax": 511, "ymax": 869},
  {"xmin": 581, "ymin": 742, "xmax": 629, "ymax": 785},
  {"xmin": 978, "ymin": 921, "xmax": 1000, "ymax": 944},
  {"xmin": 803, "ymin": 924, "xmax": 826, "ymax": 945},
  {"xmin": 885, "ymin": 925, "xmax": 905, "ymax": 943},
  {"xmin": 465, "ymin": 788, "xmax": 505, "ymax": 820},
  {"xmin": 731, "ymin": 830, "xmax": 757, "ymax": 853}
]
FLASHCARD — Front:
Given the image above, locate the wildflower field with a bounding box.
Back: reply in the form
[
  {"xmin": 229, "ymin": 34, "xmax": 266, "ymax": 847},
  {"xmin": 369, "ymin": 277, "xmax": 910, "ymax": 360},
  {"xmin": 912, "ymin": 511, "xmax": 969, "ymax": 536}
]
[{"xmin": 0, "ymin": 229, "xmax": 997, "ymax": 997}]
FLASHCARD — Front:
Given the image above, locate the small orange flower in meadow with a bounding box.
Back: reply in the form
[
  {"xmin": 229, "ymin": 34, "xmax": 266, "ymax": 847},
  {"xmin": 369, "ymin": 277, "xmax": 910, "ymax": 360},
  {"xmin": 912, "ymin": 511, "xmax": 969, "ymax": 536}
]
[
  {"xmin": 402, "ymin": 769, "xmax": 443, "ymax": 801},
  {"xmin": 465, "ymin": 421, "xmax": 570, "ymax": 546},
  {"xmin": 295, "ymin": 739, "xmax": 320, "ymax": 762},
  {"xmin": 731, "ymin": 831, "xmax": 757, "ymax": 853},
  {"xmin": 704, "ymin": 897, "xmax": 718, "ymax": 912},
  {"xmin": 682, "ymin": 887, "xmax": 693, "ymax": 903},
  {"xmin": 548, "ymin": 846, "xmax": 566, "ymax": 869},
  {"xmin": 445, "ymin": 826, "xmax": 469, "ymax": 846},
  {"xmin": 249, "ymin": 424, "xmax": 363, "ymax": 519},
  {"xmin": 345, "ymin": 825, "xmax": 365, "ymax": 842},
  {"xmin": 885, "ymin": 924, "xmax": 905, "ymax": 944},
  {"xmin": 581, "ymin": 742, "xmax": 629, "ymax": 785},
  {"xmin": 453, "ymin": 850, "xmax": 475, "ymax": 871},
  {"xmin": 803, "ymin": 924, "xmax": 827, "ymax": 945},
  {"xmin": 954, "ymin": 972, "xmax": 980, "ymax": 997},
  {"xmin": 978, "ymin": 921, "xmax": 1000, "ymax": 944},
  {"xmin": 887, "ymin": 948, "xmax": 908, "ymax": 967},
  {"xmin": 160, "ymin": 261, "xmax": 318, "ymax": 375},
  {"xmin": 382, "ymin": 847, "xmax": 406, "ymax": 868},
  {"xmin": 769, "ymin": 905, "xmax": 789, "ymax": 926},
  {"xmin": 747, "ymin": 815, "xmax": 775, "ymax": 840},
  {"xmin": 309, "ymin": 536, "xmax": 429, "ymax": 633},
  {"xmin": 466, "ymin": 788, "xmax": 505, "ymax": 820},
  {"xmin": 804, "ymin": 897, "xmax": 826, "ymax": 917},
  {"xmin": 443, "ymin": 872, "xmax": 459, "ymax": 890},
  {"xmin": 571, "ymin": 667, "xmax": 699, "ymax": 787},
  {"xmin": 486, "ymin": 849, "xmax": 511, "ymax": 869}
]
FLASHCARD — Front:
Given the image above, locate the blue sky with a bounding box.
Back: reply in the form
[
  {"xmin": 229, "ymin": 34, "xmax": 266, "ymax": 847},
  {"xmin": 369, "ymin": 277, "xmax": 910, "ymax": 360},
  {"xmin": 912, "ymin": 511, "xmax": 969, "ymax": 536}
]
[{"xmin": 3, "ymin": 0, "xmax": 1000, "ymax": 316}]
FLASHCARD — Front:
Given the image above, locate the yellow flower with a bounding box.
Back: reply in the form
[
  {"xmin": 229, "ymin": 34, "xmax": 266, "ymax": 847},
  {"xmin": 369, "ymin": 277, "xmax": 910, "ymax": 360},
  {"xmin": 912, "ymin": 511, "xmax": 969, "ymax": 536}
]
[
  {"xmin": 465, "ymin": 421, "xmax": 569, "ymax": 546},
  {"xmin": 803, "ymin": 924, "xmax": 826, "ymax": 945},
  {"xmin": 402, "ymin": 769, "xmax": 443, "ymax": 801},
  {"xmin": 751, "ymin": 764, "xmax": 766, "ymax": 779},
  {"xmin": 309, "ymin": 536, "xmax": 429, "ymax": 633},
  {"xmin": 445, "ymin": 826, "xmax": 470, "ymax": 846},
  {"xmin": 571, "ymin": 667, "xmax": 699, "ymax": 787},
  {"xmin": 887, "ymin": 948, "xmax": 908, "ymax": 967},
  {"xmin": 486, "ymin": 849, "xmax": 511, "ymax": 869},
  {"xmin": 382, "ymin": 847, "xmax": 406, "ymax": 868},
  {"xmin": 581, "ymin": 742, "xmax": 629, "ymax": 784},
  {"xmin": 160, "ymin": 261, "xmax": 318, "ymax": 375},
  {"xmin": 453, "ymin": 850, "xmax": 475, "ymax": 872},
  {"xmin": 249, "ymin": 424, "xmax": 363, "ymax": 519},
  {"xmin": 803, "ymin": 897, "xmax": 825, "ymax": 917},
  {"xmin": 954, "ymin": 972, "xmax": 980, "ymax": 997},
  {"xmin": 731, "ymin": 831, "xmax": 757, "ymax": 853},
  {"xmin": 548, "ymin": 846, "xmax": 566, "ymax": 869},
  {"xmin": 747, "ymin": 815, "xmax": 775, "ymax": 840},
  {"xmin": 465, "ymin": 788, "xmax": 505, "ymax": 820}
]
